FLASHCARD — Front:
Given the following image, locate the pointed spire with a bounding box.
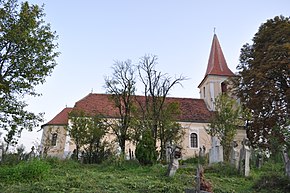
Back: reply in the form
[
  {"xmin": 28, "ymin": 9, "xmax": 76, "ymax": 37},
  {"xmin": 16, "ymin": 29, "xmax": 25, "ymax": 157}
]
[{"xmin": 204, "ymin": 34, "xmax": 234, "ymax": 77}]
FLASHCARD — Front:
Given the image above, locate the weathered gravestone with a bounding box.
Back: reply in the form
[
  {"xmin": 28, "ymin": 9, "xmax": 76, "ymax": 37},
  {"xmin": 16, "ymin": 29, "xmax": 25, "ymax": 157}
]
[
  {"xmin": 0, "ymin": 132, "xmax": 3, "ymax": 162},
  {"xmin": 239, "ymin": 138, "xmax": 251, "ymax": 176},
  {"xmin": 209, "ymin": 136, "xmax": 223, "ymax": 165},
  {"xmin": 230, "ymin": 140, "xmax": 240, "ymax": 169},
  {"xmin": 199, "ymin": 145, "xmax": 206, "ymax": 158},
  {"xmin": 166, "ymin": 145, "xmax": 182, "ymax": 177}
]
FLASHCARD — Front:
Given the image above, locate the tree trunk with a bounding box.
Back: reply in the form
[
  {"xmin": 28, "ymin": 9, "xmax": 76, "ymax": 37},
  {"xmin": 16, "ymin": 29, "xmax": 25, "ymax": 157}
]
[{"xmin": 282, "ymin": 149, "xmax": 290, "ymax": 179}]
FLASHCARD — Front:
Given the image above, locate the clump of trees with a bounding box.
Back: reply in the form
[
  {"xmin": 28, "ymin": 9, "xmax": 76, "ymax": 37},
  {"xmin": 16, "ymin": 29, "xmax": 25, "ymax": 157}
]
[
  {"xmin": 207, "ymin": 93, "xmax": 246, "ymax": 162},
  {"xmin": 232, "ymin": 15, "xmax": 290, "ymax": 177},
  {"xmin": 0, "ymin": 0, "xmax": 59, "ymax": 148},
  {"xmin": 104, "ymin": 55, "xmax": 186, "ymax": 162},
  {"xmin": 68, "ymin": 110, "xmax": 109, "ymax": 164}
]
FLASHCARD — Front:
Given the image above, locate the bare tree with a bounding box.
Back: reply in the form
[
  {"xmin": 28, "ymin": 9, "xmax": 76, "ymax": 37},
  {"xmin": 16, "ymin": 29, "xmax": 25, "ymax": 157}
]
[
  {"xmin": 137, "ymin": 55, "xmax": 186, "ymax": 159},
  {"xmin": 105, "ymin": 60, "xmax": 136, "ymax": 154}
]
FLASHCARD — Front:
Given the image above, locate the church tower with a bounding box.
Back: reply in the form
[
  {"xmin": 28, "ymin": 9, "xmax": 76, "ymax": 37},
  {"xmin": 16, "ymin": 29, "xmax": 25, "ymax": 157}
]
[{"xmin": 198, "ymin": 34, "xmax": 235, "ymax": 111}]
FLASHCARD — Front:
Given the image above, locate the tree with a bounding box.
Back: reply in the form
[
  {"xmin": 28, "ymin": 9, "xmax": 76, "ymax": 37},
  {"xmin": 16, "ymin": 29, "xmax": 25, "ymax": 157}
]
[
  {"xmin": 0, "ymin": 0, "xmax": 59, "ymax": 146},
  {"xmin": 208, "ymin": 93, "xmax": 245, "ymax": 162},
  {"xmin": 135, "ymin": 129, "xmax": 157, "ymax": 165},
  {"xmin": 232, "ymin": 16, "xmax": 290, "ymax": 176},
  {"xmin": 104, "ymin": 60, "xmax": 136, "ymax": 154},
  {"xmin": 68, "ymin": 110, "xmax": 107, "ymax": 163},
  {"xmin": 137, "ymin": 55, "xmax": 186, "ymax": 158}
]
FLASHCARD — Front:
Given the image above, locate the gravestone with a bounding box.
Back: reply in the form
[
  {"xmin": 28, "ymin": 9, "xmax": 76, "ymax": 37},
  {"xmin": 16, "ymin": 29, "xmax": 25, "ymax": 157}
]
[
  {"xmin": 166, "ymin": 145, "xmax": 182, "ymax": 177},
  {"xmin": 166, "ymin": 142, "xmax": 172, "ymax": 164},
  {"xmin": 230, "ymin": 141, "xmax": 240, "ymax": 169},
  {"xmin": 27, "ymin": 146, "xmax": 36, "ymax": 160},
  {"xmin": 239, "ymin": 138, "xmax": 251, "ymax": 176},
  {"xmin": 255, "ymin": 151, "xmax": 263, "ymax": 169},
  {"xmin": 209, "ymin": 136, "xmax": 223, "ymax": 165},
  {"xmin": 199, "ymin": 145, "xmax": 206, "ymax": 157},
  {"xmin": 0, "ymin": 132, "xmax": 3, "ymax": 162}
]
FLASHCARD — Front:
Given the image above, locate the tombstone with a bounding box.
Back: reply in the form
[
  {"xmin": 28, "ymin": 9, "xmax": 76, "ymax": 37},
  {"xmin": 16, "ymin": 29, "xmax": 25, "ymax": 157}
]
[
  {"xmin": 0, "ymin": 132, "xmax": 3, "ymax": 162},
  {"xmin": 209, "ymin": 136, "xmax": 223, "ymax": 165},
  {"xmin": 199, "ymin": 145, "xmax": 206, "ymax": 158},
  {"xmin": 165, "ymin": 142, "xmax": 173, "ymax": 164},
  {"xmin": 166, "ymin": 145, "xmax": 182, "ymax": 177},
  {"xmin": 239, "ymin": 138, "xmax": 251, "ymax": 176},
  {"xmin": 27, "ymin": 146, "xmax": 36, "ymax": 160},
  {"xmin": 230, "ymin": 141, "xmax": 240, "ymax": 169},
  {"xmin": 255, "ymin": 151, "xmax": 263, "ymax": 169},
  {"xmin": 185, "ymin": 165, "xmax": 212, "ymax": 193}
]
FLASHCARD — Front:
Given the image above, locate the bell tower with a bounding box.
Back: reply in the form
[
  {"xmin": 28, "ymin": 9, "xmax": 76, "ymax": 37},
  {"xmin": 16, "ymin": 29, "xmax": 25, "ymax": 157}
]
[{"xmin": 198, "ymin": 34, "xmax": 235, "ymax": 111}]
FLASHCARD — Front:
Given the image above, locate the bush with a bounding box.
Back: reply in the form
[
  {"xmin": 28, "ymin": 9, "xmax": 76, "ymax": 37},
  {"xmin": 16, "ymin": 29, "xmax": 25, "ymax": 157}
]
[
  {"xmin": 135, "ymin": 130, "xmax": 158, "ymax": 165},
  {"xmin": 253, "ymin": 172, "xmax": 290, "ymax": 193},
  {"xmin": 205, "ymin": 162, "xmax": 239, "ymax": 177},
  {"xmin": 0, "ymin": 159, "xmax": 51, "ymax": 183}
]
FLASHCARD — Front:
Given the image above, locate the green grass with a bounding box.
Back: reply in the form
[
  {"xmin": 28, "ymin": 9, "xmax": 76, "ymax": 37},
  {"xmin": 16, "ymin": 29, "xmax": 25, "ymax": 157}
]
[{"xmin": 0, "ymin": 158, "xmax": 289, "ymax": 193}]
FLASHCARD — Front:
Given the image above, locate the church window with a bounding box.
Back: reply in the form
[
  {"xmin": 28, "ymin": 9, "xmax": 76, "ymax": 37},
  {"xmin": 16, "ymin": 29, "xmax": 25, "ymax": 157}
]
[
  {"xmin": 203, "ymin": 87, "xmax": 206, "ymax": 98},
  {"xmin": 190, "ymin": 133, "xmax": 198, "ymax": 148},
  {"xmin": 51, "ymin": 133, "xmax": 57, "ymax": 146}
]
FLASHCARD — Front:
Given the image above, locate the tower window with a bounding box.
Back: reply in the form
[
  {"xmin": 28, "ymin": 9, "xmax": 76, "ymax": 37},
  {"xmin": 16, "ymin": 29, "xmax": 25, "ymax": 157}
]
[
  {"xmin": 190, "ymin": 133, "xmax": 198, "ymax": 148},
  {"xmin": 203, "ymin": 87, "xmax": 206, "ymax": 98},
  {"xmin": 221, "ymin": 82, "xmax": 227, "ymax": 93},
  {"xmin": 51, "ymin": 133, "xmax": 57, "ymax": 146}
]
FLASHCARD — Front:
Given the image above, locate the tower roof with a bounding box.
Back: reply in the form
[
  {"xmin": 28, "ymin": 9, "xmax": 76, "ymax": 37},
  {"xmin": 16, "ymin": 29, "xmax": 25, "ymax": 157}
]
[
  {"xmin": 205, "ymin": 34, "xmax": 234, "ymax": 77},
  {"xmin": 198, "ymin": 34, "xmax": 235, "ymax": 88}
]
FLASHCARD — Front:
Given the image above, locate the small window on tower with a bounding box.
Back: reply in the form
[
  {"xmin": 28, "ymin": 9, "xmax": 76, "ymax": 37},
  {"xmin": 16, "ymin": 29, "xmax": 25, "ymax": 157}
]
[
  {"xmin": 51, "ymin": 133, "xmax": 57, "ymax": 146},
  {"xmin": 203, "ymin": 87, "xmax": 206, "ymax": 98},
  {"xmin": 221, "ymin": 82, "xmax": 227, "ymax": 93}
]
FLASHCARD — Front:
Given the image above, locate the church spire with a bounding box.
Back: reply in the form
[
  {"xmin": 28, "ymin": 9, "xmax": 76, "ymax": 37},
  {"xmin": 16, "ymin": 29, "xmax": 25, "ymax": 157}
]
[{"xmin": 204, "ymin": 34, "xmax": 234, "ymax": 77}]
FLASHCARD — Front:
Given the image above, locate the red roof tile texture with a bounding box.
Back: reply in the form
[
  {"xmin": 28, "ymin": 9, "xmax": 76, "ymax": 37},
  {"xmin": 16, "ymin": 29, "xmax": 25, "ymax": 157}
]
[
  {"xmin": 43, "ymin": 107, "xmax": 73, "ymax": 126},
  {"xmin": 205, "ymin": 34, "xmax": 235, "ymax": 77},
  {"xmin": 44, "ymin": 94, "xmax": 212, "ymax": 126}
]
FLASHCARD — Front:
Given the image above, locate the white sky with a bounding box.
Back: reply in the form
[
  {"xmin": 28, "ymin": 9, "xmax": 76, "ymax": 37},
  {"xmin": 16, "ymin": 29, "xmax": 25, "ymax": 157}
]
[{"xmin": 11, "ymin": 0, "xmax": 290, "ymax": 151}]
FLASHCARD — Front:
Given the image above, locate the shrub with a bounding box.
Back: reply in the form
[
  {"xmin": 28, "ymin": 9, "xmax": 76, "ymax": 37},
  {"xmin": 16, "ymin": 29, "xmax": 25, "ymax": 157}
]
[
  {"xmin": 253, "ymin": 172, "xmax": 290, "ymax": 193},
  {"xmin": 135, "ymin": 130, "xmax": 158, "ymax": 165},
  {"xmin": 205, "ymin": 162, "xmax": 239, "ymax": 177},
  {"xmin": 0, "ymin": 159, "xmax": 50, "ymax": 183}
]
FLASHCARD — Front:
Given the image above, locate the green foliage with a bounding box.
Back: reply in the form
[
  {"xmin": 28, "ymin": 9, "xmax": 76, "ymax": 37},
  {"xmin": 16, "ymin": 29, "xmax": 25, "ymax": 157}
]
[
  {"xmin": 208, "ymin": 93, "xmax": 246, "ymax": 161},
  {"xmin": 135, "ymin": 130, "xmax": 158, "ymax": 165},
  {"xmin": 253, "ymin": 173, "xmax": 290, "ymax": 193},
  {"xmin": 233, "ymin": 15, "xmax": 290, "ymax": 151},
  {"xmin": 68, "ymin": 110, "xmax": 107, "ymax": 163},
  {"xmin": 0, "ymin": 159, "xmax": 50, "ymax": 183},
  {"xmin": 0, "ymin": 0, "xmax": 59, "ymax": 146},
  {"xmin": 205, "ymin": 162, "xmax": 240, "ymax": 177},
  {"xmin": 0, "ymin": 157, "xmax": 288, "ymax": 193}
]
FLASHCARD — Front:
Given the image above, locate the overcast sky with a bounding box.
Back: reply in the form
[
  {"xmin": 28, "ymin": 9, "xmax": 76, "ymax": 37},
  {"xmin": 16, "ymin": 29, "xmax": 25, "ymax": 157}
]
[{"xmin": 13, "ymin": 0, "xmax": 289, "ymax": 151}]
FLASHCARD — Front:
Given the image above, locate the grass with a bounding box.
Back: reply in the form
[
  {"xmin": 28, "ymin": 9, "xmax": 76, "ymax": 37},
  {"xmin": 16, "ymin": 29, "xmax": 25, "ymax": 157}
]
[{"xmin": 0, "ymin": 158, "xmax": 289, "ymax": 193}]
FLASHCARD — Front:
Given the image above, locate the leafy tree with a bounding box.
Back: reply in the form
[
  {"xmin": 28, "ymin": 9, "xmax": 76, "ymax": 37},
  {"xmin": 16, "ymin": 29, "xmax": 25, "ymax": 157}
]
[
  {"xmin": 135, "ymin": 129, "xmax": 157, "ymax": 165},
  {"xmin": 158, "ymin": 102, "xmax": 184, "ymax": 161},
  {"xmin": 105, "ymin": 60, "xmax": 136, "ymax": 154},
  {"xmin": 232, "ymin": 16, "xmax": 290, "ymax": 176},
  {"xmin": 68, "ymin": 110, "xmax": 107, "ymax": 163},
  {"xmin": 68, "ymin": 110, "xmax": 88, "ymax": 160},
  {"xmin": 0, "ymin": 0, "xmax": 59, "ymax": 146},
  {"xmin": 208, "ymin": 93, "xmax": 245, "ymax": 162},
  {"xmin": 137, "ymin": 55, "xmax": 186, "ymax": 157}
]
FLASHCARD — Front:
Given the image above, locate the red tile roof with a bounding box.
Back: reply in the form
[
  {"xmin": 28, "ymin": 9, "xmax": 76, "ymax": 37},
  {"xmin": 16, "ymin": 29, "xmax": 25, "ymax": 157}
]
[
  {"xmin": 42, "ymin": 107, "xmax": 72, "ymax": 127},
  {"xmin": 43, "ymin": 93, "xmax": 212, "ymax": 126},
  {"xmin": 205, "ymin": 34, "xmax": 234, "ymax": 77}
]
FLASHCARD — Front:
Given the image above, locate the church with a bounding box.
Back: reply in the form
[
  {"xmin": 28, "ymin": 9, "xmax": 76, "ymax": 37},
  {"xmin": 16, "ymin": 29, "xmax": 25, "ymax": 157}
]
[{"xmin": 40, "ymin": 34, "xmax": 246, "ymax": 159}]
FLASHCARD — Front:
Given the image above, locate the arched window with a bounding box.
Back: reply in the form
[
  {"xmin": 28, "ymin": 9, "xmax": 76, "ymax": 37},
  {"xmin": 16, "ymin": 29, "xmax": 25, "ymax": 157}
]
[
  {"xmin": 51, "ymin": 133, "xmax": 57, "ymax": 146},
  {"xmin": 190, "ymin": 133, "xmax": 198, "ymax": 148}
]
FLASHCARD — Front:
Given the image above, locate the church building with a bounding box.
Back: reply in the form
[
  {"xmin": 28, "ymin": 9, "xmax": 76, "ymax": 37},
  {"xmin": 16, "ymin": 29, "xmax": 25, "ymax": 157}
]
[{"xmin": 40, "ymin": 34, "xmax": 245, "ymax": 159}]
